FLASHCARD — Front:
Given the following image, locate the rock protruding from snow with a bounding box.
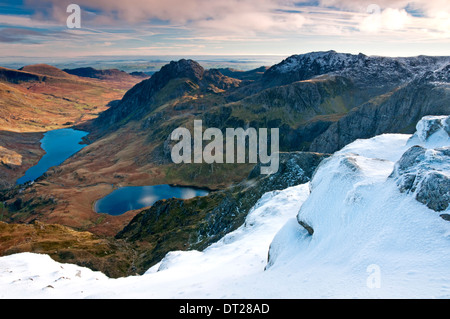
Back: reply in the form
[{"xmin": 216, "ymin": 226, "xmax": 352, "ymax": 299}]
[
  {"xmin": 407, "ymin": 115, "xmax": 450, "ymax": 147},
  {"xmin": 390, "ymin": 145, "xmax": 450, "ymax": 212},
  {"xmin": 387, "ymin": 115, "xmax": 450, "ymax": 212}
]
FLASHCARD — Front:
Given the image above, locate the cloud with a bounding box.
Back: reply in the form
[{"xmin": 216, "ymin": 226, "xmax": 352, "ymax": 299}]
[
  {"xmin": 0, "ymin": 27, "xmax": 46, "ymax": 43},
  {"xmin": 360, "ymin": 8, "xmax": 412, "ymax": 33},
  {"xmin": 18, "ymin": 0, "xmax": 448, "ymax": 37},
  {"xmin": 0, "ymin": 0, "xmax": 447, "ymax": 58}
]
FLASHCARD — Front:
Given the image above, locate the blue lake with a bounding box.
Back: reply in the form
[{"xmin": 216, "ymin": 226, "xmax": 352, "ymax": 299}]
[
  {"xmin": 16, "ymin": 128, "xmax": 88, "ymax": 185},
  {"xmin": 94, "ymin": 184, "xmax": 209, "ymax": 216}
]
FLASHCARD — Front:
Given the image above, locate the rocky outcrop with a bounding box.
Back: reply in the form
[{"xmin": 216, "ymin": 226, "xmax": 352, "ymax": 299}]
[
  {"xmin": 390, "ymin": 116, "xmax": 450, "ymax": 212},
  {"xmin": 391, "ymin": 146, "xmax": 449, "ymax": 212}
]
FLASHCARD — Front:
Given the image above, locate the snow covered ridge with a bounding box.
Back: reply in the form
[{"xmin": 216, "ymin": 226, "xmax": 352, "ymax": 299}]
[
  {"xmin": 265, "ymin": 50, "xmax": 450, "ymax": 90},
  {"xmin": 270, "ymin": 50, "xmax": 450, "ymax": 76},
  {"xmin": 0, "ymin": 115, "xmax": 449, "ymax": 298},
  {"xmin": 267, "ymin": 115, "xmax": 450, "ymax": 297}
]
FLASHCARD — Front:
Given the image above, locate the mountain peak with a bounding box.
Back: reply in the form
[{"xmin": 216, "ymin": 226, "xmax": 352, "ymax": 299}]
[
  {"xmin": 94, "ymin": 59, "xmax": 208, "ymax": 129},
  {"xmin": 157, "ymin": 59, "xmax": 204, "ymax": 83}
]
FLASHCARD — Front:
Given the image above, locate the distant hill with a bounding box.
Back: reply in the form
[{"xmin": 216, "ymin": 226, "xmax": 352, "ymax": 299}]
[
  {"xmin": 19, "ymin": 64, "xmax": 74, "ymax": 79},
  {"xmin": 63, "ymin": 67, "xmax": 150, "ymax": 81},
  {"xmin": 216, "ymin": 66, "xmax": 269, "ymax": 81}
]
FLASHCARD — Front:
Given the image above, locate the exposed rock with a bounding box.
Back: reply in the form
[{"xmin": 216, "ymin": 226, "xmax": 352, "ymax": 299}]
[
  {"xmin": 391, "ymin": 145, "xmax": 450, "ymax": 212},
  {"xmin": 298, "ymin": 220, "xmax": 314, "ymax": 235},
  {"xmin": 415, "ymin": 172, "xmax": 450, "ymax": 212},
  {"xmin": 310, "ymin": 77, "xmax": 450, "ymax": 154}
]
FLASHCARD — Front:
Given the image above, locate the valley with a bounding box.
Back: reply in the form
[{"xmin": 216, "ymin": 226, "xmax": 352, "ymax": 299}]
[{"xmin": 0, "ymin": 51, "xmax": 449, "ymax": 278}]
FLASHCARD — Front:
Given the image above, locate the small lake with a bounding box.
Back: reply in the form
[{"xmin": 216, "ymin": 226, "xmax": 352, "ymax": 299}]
[
  {"xmin": 94, "ymin": 184, "xmax": 209, "ymax": 216},
  {"xmin": 16, "ymin": 128, "xmax": 88, "ymax": 185}
]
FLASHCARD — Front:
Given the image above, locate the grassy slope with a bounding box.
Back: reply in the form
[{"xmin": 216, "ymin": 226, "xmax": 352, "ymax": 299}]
[{"xmin": 0, "ymin": 65, "xmax": 143, "ymax": 189}]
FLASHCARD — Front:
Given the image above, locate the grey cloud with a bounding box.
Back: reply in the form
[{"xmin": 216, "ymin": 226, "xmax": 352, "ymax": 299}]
[{"xmin": 0, "ymin": 27, "xmax": 46, "ymax": 43}]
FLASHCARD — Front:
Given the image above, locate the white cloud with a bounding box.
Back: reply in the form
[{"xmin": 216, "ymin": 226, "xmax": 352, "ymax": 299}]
[{"xmin": 360, "ymin": 8, "xmax": 412, "ymax": 33}]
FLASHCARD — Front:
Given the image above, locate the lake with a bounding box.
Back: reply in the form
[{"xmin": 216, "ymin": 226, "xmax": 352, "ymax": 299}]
[
  {"xmin": 94, "ymin": 184, "xmax": 209, "ymax": 216},
  {"xmin": 16, "ymin": 128, "xmax": 88, "ymax": 185}
]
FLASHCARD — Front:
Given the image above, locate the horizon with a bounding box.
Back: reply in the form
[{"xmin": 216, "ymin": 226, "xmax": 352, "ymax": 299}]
[{"xmin": 1, "ymin": 50, "xmax": 450, "ymax": 73}]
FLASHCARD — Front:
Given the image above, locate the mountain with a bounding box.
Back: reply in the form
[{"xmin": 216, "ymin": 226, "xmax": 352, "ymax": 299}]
[
  {"xmin": 263, "ymin": 50, "xmax": 449, "ymax": 91},
  {"xmin": 94, "ymin": 59, "xmax": 240, "ymax": 130},
  {"xmin": 4, "ymin": 51, "xmax": 449, "ymax": 239},
  {"xmin": 0, "ymin": 64, "xmax": 143, "ymax": 132},
  {"xmin": 309, "ymin": 64, "xmax": 450, "ymax": 153},
  {"xmin": 0, "ymin": 115, "xmax": 448, "ymax": 298},
  {"xmin": 92, "ymin": 51, "xmax": 449, "ymax": 153}
]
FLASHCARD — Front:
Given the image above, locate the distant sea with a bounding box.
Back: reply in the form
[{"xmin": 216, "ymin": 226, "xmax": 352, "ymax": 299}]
[{"xmin": 0, "ymin": 55, "xmax": 287, "ymax": 75}]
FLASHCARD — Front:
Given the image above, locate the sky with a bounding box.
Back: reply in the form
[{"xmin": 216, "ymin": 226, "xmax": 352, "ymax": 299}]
[{"xmin": 0, "ymin": 0, "xmax": 449, "ymax": 61}]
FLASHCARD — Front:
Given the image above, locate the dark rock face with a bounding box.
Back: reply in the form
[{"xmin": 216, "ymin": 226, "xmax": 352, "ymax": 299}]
[
  {"xmin": 298, "ymin": 220, "xmax": 314, "ymax": 235},
  {"xmin": 415, "ymin": 172, "xmax": 450, "ymax": 212},
  {"xmin": 116, "ymin": 151, "xmax": 329, "ymax": 273},
  {"xmin": 309, "ymin": 78, "xmax": 450, "ymax": 154}
]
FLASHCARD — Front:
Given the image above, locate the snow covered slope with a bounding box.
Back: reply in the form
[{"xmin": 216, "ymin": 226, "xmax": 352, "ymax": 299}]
[{"xmin": 0, "ymin": 115, "xmax": 449, "ymax": 299}]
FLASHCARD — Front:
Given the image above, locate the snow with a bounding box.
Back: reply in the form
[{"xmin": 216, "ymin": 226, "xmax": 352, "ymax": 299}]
[
  {"xmin": 1, "ymin": 115, "xmax": 449, "ymax": 299},
  {"xmin": 270, "ymin": 51, "xmax": 450, "ymax": 83},
  {"xmin": 407, "ymin": 115, "xmax": 450, "ymax": 149}
]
